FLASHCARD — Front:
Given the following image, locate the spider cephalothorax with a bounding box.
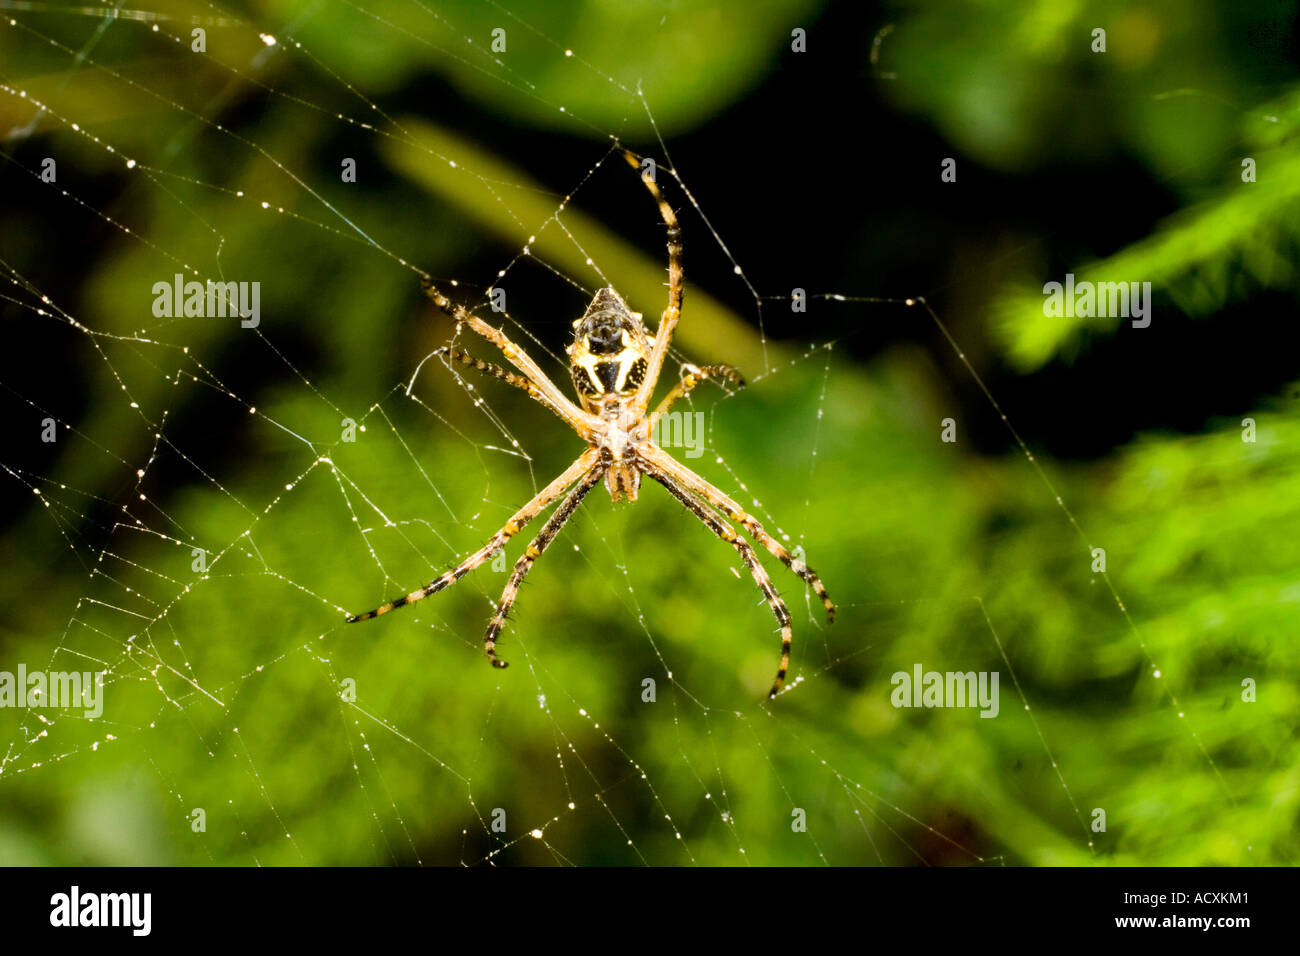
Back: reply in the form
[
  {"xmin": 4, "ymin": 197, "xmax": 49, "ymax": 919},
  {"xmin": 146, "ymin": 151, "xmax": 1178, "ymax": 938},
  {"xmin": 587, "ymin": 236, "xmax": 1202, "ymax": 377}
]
[
  {"xmin": 567, "ymin": 288, "xmax": 650, "ymax": 409},
  {"xmin": 349, "ymin": 151, "xmax": 835, "ymax": 699}
]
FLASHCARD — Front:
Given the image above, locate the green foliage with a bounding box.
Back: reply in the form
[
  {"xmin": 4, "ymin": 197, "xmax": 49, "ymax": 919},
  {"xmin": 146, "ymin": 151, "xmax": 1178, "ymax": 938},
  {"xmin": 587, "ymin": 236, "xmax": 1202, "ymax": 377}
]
[
  {"xmin": 993, "ymin": 87, "xmax": 1300, "ymax": 369},
  {"xmin": 263, "ymin": 0, "xmax": 822, "ymax": 134},
  {"xmin": 4, "ymin": 329, "xmax": 1295, "ymax": 863},
  {"xmin": 882, "ymin": 0, "xmax": 1257, "ymax": 180}
]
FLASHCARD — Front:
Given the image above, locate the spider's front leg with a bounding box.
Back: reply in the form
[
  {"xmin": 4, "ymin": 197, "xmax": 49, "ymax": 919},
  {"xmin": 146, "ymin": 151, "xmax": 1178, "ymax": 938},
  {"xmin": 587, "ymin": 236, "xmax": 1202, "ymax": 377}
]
[
  {"xmin": 347, "ymin": 449, "xmax": 599, "ymax": 623},
  {"xmin": 649, "ymin": 364, "xmax": 745, "ymax": 427},
  {"xmin": 421, "ymin": 276, "xmax": 599, "ymax": 438},
  {"xmin": 435, "ymin": 347, "xmax": 555, "ymax": 413},
  {"xmin": 622, "ymin": 150, "xmax": 684, "ymax": 413},
  {"xmin": 482, "ymin": 461, "xmax": 605, "ymax": 667}
]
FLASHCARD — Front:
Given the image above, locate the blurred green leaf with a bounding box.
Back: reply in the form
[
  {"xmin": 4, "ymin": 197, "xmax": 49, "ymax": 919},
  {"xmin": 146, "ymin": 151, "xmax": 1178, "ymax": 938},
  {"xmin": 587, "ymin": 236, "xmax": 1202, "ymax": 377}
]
[{"xmin": 993, "ymin": 88, "xmax": 1300, "ymax": 370}]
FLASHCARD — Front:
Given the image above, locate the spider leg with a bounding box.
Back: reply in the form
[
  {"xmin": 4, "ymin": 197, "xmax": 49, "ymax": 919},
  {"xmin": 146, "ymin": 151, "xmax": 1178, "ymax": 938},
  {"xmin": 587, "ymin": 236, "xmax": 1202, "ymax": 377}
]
[
  {"xmin": 482, "ymin": 461, "xmax": 606, "ymax": 668},
  {"xmin": 622, "ymin": 151, "xmax": 683, "ymax": 413},
  {"xmin": 645, "ymin": 465, "xmax": 793, "ymax": 699},
  {"xmin": 642, "ymin": 444, "xmax": 835, "ymax": 623},
  {"xmin": 649, "ymin": 363, "xmax": 745, "ymax": 426},
  {"xmin": 347, "ymin": 448, "xmax": 600, "ymax": 623},
  {"xmin": 422, "ymin": 277, "xmax": 599, "ymax": 437},
  {"xmin": 435, "ymin": 346, "xmax": 576, "ymax": 426}
]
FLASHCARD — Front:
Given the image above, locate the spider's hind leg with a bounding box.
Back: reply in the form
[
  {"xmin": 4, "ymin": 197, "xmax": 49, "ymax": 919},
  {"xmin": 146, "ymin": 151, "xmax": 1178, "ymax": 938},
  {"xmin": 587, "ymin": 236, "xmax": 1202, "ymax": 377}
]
[
  {"xmin": 643, "ymin": 445, "xmax": 835, "ymax": 624},
  {"xmin": 483, "ymin": 462, "xmax": 605, "ymax": 667},
  {"xmin": 645, "ymin": 467, "xmax": 795, "ymax": 700},
  {"xmin": 346, "ymin": 450, "xmax": 600, "ymax": 624}
]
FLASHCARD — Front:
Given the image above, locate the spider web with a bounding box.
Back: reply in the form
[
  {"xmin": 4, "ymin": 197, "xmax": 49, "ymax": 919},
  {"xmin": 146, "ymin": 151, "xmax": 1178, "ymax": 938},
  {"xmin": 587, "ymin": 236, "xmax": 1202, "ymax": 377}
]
[{"xmin": 0, "ymin": 0, "xmax": 1270, "ymax": 867}]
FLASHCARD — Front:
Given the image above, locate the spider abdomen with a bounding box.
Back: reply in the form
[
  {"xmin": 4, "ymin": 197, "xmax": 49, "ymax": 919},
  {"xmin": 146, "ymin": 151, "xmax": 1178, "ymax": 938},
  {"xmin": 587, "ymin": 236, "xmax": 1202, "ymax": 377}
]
[{"xmin": 567, "ymin": 287, "xmax": 651, "ymax": 412}]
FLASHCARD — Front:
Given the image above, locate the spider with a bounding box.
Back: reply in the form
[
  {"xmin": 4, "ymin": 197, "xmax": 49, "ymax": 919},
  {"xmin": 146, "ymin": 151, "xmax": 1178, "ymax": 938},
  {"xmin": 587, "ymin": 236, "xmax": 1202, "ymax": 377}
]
[{"xmin": 348, "ymin": 151, "xmax": 834, "ymax": 698}]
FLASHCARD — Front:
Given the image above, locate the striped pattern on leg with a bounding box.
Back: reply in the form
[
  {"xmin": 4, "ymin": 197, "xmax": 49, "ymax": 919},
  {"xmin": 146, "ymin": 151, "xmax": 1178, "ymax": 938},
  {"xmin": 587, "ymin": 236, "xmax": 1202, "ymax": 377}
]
[
  {"xmin": 483, "ymin": 463, "xmax": 605, "ymax": 668},
  {"xmin": 648, "ymin": 469, "xmax": 793, "ymax": 700},
  {"xmin": 347, "ymin": 448, "xmax": 599, "ymax": 623},
  {"xmin": 649, "ymin": 363, "xmax": 746, "ymax": 426},
  {"xmin": 421, "ymin": 277, "xmax": 596, "ymax": 435},
  {"xmin": 436, "ymin": 347, "xmax": 551, "ymax": 407},
  {"xmin": 622, "ymin": 150, "xmax": 684, "ymax": 413},
  {"xmin": 644, "ymin": 445, "xmax": 835, "ymax": 623}
]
